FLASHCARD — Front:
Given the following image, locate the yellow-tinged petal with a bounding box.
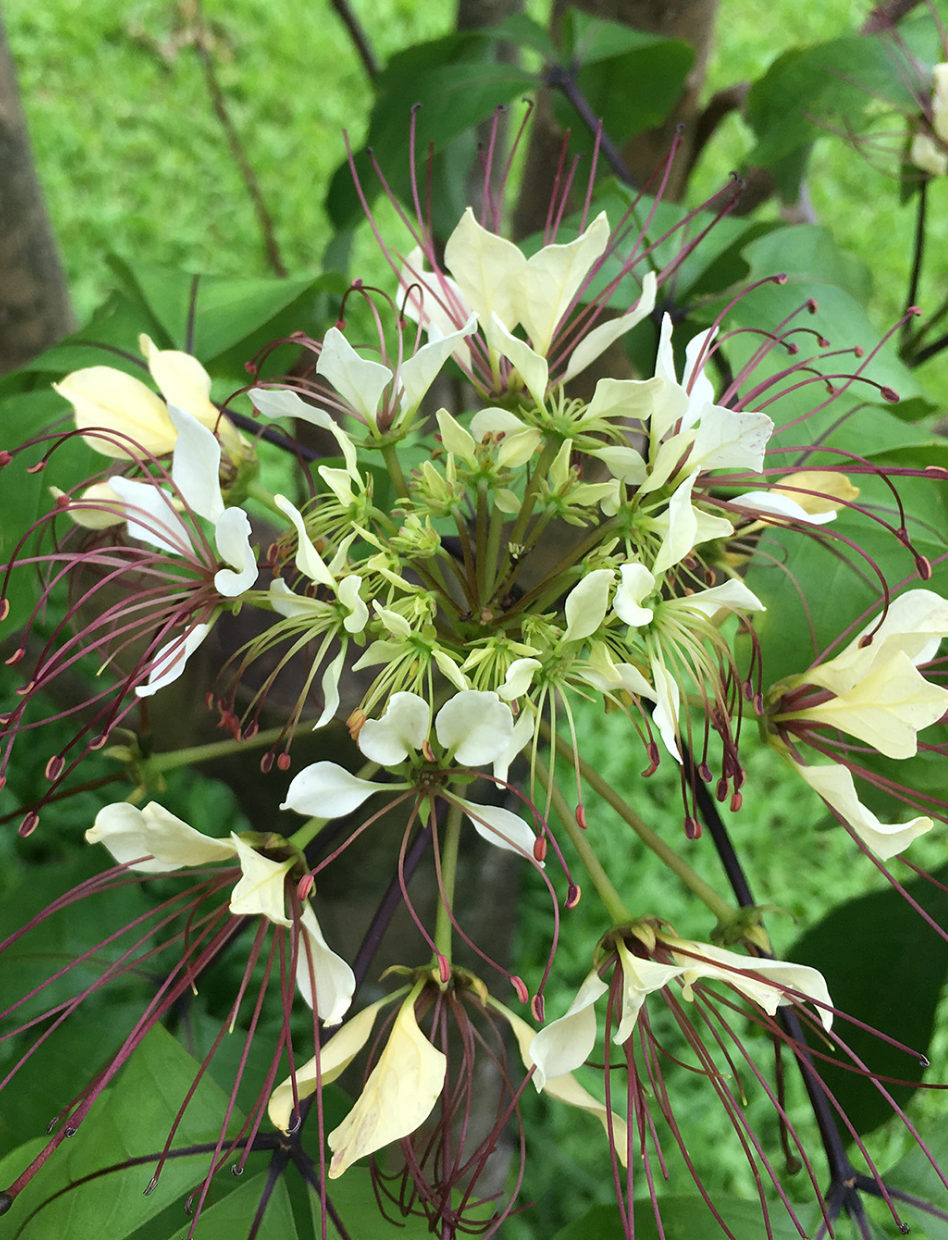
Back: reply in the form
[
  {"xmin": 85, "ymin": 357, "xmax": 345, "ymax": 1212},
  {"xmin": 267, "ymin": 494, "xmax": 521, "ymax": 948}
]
[
  {"xmin": 328, "ymin": 996, "xmax": 447, "ymax": 1177},
  {"xmin": 228, "ymin": 834, "xmax": 293, "ymax": 927},
  {"xmin": 50, "ymin": 482, "xmax": 126, "ymax": 529},
  {"xmin": 772, "ymin": 470, "xmax": 859, "ymax": 515},
  {"xmin": 139, "ymin": 334, "xmax": 218, "ymax": 429},
  {"xmin": 86, "ymin": 802, "xmax": 236, "ymax": 873},
  {"xmin": 800, "ymin": 650, "xmax": 948, "ymax": 760},
  {"xmin": 268, "ymin": 997, "xmax": 394, "ymax": 1133},
  {"xmin": 443, "ymin": 207, "xmax": 525, "ymax": 332},
  {"xmin": 54, "ymin": 367, "xmax": 176, "ymax": 458},
  {"xmin": 518, "ymin": 212, "xmax": 610, "ymax": 355},
  {"xmin": 501, "ymin": 1003, "xmax": 629, "ymax": 1166},
  {"xmin": 789, "ymin": 759, "xmax": 932, "ymax": 860}
]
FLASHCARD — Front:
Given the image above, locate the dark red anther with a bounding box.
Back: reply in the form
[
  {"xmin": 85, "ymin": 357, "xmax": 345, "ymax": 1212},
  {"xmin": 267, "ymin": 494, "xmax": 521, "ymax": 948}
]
[
  {"xmin": 0, "ymin": 598, "xmax": 8, "ymax": 621},
  {"xmin": 243, "ymin": 720, "xmax": 259, "ymax": 741},
  {"xmin": 260, "ymin": 752, "xmax": 275, "ymax": 774},
  {"xmin": 297, "ymin": 874, "xmax": 315, "ymax": 900},
  {"xmin": 575, "ymin": 804, "xmax": 587, "ymax": 830},
  {"xmin": 716, "ymin": 777, "xmax": 729, "ymax": 802},
  {"xmin": 917, "ymin": 555, "xmax": 932, "ymax": 581},
  {"xmin": 26, "ymin": 460, "xmax": 47, "ymax": 474},
  {"xmin": 684, "ymin": 815, "xmax": 702, "ymax": 840},
  {"xmin": 19, "ymin": 811, "xmax": 39, "ymax": 837},
  {"xmin": 806, "ymin": 298, "xmax": 819, "ymax": 313},
  {"xmin": 730, "ymin": 791, "xmax": 743, "ymax": 812},
  {"xmin": 511, "ymin": 975, "xmax": 529, "ymax": 1004},
  {"xmin": 881, "ymin": 386, "xmax": 899, "ymax": 402},
  {"xmin": 5, "ymin": 647, "xmax": 24, "ymax": 666},
  {"xmin": 45, "ymin": 755, "xmax": 64, "ymax": 782},
  {"xmin": 437, "ymin": 953, "xmax": 451, "ymax": 984},
  {"xmin": 277, "ymin": 753, "xmax": 291, "ymax": 771},
  {"xmin": 0, "ymin": 450, "xmax": 12, "ymax": 466},
  {"xmin": 853, "ymin": 345, "xmax": 865, "ymax": 357},
  {"xmin": 533, "ymin": 836, "xmax": 548, "ymax": 863},
  {"xmin": 531, "ymin": 994, "xmax": 545, "ymax": 1023},
  {"xmin": 55, "ymin": 492, "xmax": 71, "ymax": 509},
  {"xmin": 566, "ymin": 883, "xmax": 582, "ymax": 910},
  {"xmin": 641, "ymin": 742, "xmax": 660, "ymax": 777},
  {"xmin": 697, "ymin": 762, "xmax": 712, "ymax": 783},
  {"xmin": 89, "ymin": 732, "xmax": 108, "ymax": 750}
]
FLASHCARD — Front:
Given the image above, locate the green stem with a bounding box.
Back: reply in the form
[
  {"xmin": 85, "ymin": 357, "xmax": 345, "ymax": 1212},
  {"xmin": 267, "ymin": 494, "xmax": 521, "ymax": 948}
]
[
  {"xmin": 246, "ymin": 479, "xmax": 285, "ymax": 517},
  {"xmin": 434, "ymin": 798, "xmax": 464, "ymax": 961},
  {"xmin": 534, "ymin": 754, "xmax": 632, "ymax": 924},
  {"xmin": 148, "ymin": 725, "xmax": 288, "ymax": 774},
  {"xmin": 381, "ymin": 441, "xmax": 409, "ymax": 499},
  {"xmin": 507, "ymin": 438, "xmax": 560, "ymax": 547},
  {"xmin": 547, "ymin": 728, "xmax": 736, "ymax": 924},
  {"xmin": 475, "ymin": 480, "xmax": 489, "ymax": 604}
]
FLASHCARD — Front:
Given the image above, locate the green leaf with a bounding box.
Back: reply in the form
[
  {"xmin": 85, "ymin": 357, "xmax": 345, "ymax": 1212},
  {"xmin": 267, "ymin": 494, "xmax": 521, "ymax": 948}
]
[
  {"xmin": 13, "ymin": 1025, "xmax": 245, "ymax": 1240},
  {"xmin": 105, "ymin": 261, "xmax": 329, "ymax": 362},
  {"xmin": 790, "ymin": 867, "xmax": 948, "ymax": 1135},
  {"xmin": 551, "ymin": 1195, "xmax": 810, "ymax": 1239},
  {"xmin": 555, "ymin": 15, "xmax": 693, "ymax": 151},
  {"xmin": 326, "ymin": 33, "xmax": 536, "ymax": 230},
  {"xmin": 165, "ymin": 1170, "xmax": 298, "ymax": 1240},
  {"xmin": 312, "ymin": 1167, "xmax": 434, "ymax": 1238},
  {"xmin": 882, "ymin": 1110, "xmax": 948, "ymax": 1238}
]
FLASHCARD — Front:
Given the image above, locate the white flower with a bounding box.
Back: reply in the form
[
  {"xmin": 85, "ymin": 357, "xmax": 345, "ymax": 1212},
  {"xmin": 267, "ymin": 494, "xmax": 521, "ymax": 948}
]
[
  {"xmin": 530, "ymin": 937, "xmax": 832, "ymax": 1088},
  {"xmin": 402, "ymin": 208, "xmax": 657, "ymax": 400},
  {"xmin": 54, "ymin": 335, "xmax": 222, "ymax": 459},
  {"xmin": 788, "ymin": 760, "xmax": 932, "ymax": 860},
  {"xmin": 86, "ymin": 802, "xmax": 354, "ymax": 1023},
  {"xmin": 792, "ymin": 589, "xmax": 948, "ymax": 760},
  {"xmin": 315, "ymin": 317, "xmax": 477, "ymax": 434},
  {"xmin": 282, "ymin": 691, "xmax": 537, "ymax": 858},
  {"xmin": 107, "ymin": 406, "xmax": 258, "ymax": 698},
  {"xmin": 911, "ymin": 63, "xmax": 948, "ymax": 176}
]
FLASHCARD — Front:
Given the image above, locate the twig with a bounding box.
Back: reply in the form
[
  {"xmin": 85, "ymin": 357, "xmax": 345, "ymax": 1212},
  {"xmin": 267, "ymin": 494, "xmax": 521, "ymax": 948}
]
[
  {"xmin": 902, "ymin": 177, "xmax": 927, "ymax": 355},
  {"xmin": 543, "ymin": 63, "xmax": 638, "ymax": 188},
  {"xmin": 193, "ymin": 8, "xmax": 288, "ymax": 277},
  {"xmin": 861, "ymin": 0, "xmax": 925, "ymax": 34},
  {"xmin": 330, "ymin": 0, "xmax": 379, "ymax": 79}
]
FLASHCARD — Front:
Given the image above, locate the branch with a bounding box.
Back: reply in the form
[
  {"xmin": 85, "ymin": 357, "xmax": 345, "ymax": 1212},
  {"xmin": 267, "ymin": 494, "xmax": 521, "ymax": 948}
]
[
  {"xmin": 194, "ymin": 6, "xmax": 288, "ymax": 277},
  {"xmin": 330, "ymin": 0, "xmax": 379, "ymax": 79}
]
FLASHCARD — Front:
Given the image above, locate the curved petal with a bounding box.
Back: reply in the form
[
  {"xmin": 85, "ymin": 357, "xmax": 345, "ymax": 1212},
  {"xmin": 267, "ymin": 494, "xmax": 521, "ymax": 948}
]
[
  {"xmin": 614, "ymin": 563, "xmax": 655, "ymax": 627},
  {"xmin": 281, "ymin": 761, "xmax": 382, "ymax": 818},
  {"xmin": 456, "ymin": 797, "xmax": 538, "ymax": 859},
  {"xmin": 443, "ymin": 207, "xmax": 525, "ymax": 332},
  {"xmin": 731, "ymin": 490, "xmax": 837, "ymax": 526},
  {"xmin": 790, "ymin": 759, "xmax": 932, "ymax": 861},
  {"xmin": 268, "ymin": 997, "xmax": 393, "ymax": 1132},
  {"xmin": 497, "ymin": 658, "xmax": 542, "ymax": 702},
  {"xmin": 359, "ymin": 692, "xmax": 430, "ymax": 765},
  {"xmin": 614, "ymin": 941, "xmax": 685, "ymax": 1044},
  {"xmin": 213, "ymin": 507, "xmax": 258, "ymax": 596},
  {"xmin": 86, "ymin": 801, "xmax": 235, "ymax": 872},
  {"xmin": 295, "ymin": 904, "xmax": 356, "ymax": 1025},
  {"xmin": 399, "ymin": 314, "xmax": 478, "ymax": 415},
  {"xmin": 316, "ymin": 327, "xmax": 392, "ymax": 428},
  {"xmin": 168, "ymin": 406, "xmax": 224, "ymax": 523},
  {"xmin": 678, "ymin": 579, "xmax": 765, "ymax": 620},
  {"xmin": 251, "ymin": 388, "xmax": 359, "ymax": 477},
  {"xmin": 53, "ymin": 366, "xmax": 177, "ymax": 458},
  {"xmin": 140, "ymin": 334, "xmax": 218, "ymax": 428},
  {"xmin": 563, "ymin": 569, "xmax": 613, "ymax": 643},
  {"xmin": 483, "ymin": 312, "xmax": 549, "ymax": 409},
  {"xmin": 274, "ymin": 494, "xmax": 334, "ymax": 587},
  {"xmin": 136, "ymin": 622, "xmax": 212, "ymax": 698},
  {"xmin": 529, "ymin": 970, "xmax": 608, "ymax": 1088},
  {"xmin": 229, "ymin": 834, "xmax": 293, "ymax": 927},
  {"xmin": 328, "ymin": 997, "xmax": 447, "ymax": 1177},
  {"xmin": 313, "ymin": 648, "xmax": 346, "ymax": 730},
  {"xmin": 563, "ymin": 270, "xmax": 657, "ymax": 384},
  {"xmin": 435, "ymin": 690, "xmax": 514, "ymax": 766},
  {"xmin": 519, "ymin": 212, "xmax": 610, "ymax": 355},
  {"xmin": 108, "ymin": 477, "xmax": 192, "ymax": 557}
]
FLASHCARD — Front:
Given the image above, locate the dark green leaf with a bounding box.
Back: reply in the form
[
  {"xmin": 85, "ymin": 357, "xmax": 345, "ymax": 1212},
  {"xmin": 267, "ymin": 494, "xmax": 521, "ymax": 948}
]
[
  {"xmin": 882, "ymin": 1110, "xmax": 948, "ymax": 1238},
  {"xmin": 551, "ymin": 1194, "xmax": 809, "ymax": 1239},
  {"xmin": 165, "ymin": 1171, "xmax": 298, "ymax": 1240},
  {"xmin": 790, "ymin": 867, "xmax": 948, "ymax": 1135}
]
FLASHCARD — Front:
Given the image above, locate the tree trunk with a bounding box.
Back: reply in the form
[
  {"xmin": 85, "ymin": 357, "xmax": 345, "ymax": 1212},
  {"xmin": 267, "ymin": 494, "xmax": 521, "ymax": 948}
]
[{"xmin": 0, "ymin": 10, "xmax": 73, "ymax": 375}]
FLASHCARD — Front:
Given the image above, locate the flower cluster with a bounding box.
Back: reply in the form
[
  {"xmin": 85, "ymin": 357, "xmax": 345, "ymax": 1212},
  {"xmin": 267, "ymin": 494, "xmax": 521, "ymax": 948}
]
[{"xmin": 2, "ymin": 177, "xmax": 947, "ymax": 1240}]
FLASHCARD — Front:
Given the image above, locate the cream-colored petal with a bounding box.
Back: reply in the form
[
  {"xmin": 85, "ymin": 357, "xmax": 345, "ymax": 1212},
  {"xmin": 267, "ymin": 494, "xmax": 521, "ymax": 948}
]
[
  {"xmin": 135, "ymin": 623, "xmax": 212, "ymax": 698},
  {"xmin": 562, "ymin": 270, "xmax": 657, "ymax": 385},
  {"xmin": 86, "ymin": 801, "xmax": 235, "ymax": 873},
  {"xmin": 54, "ymin": 367, "xmax": 176, "ymax": 458},
  {"xmin": 529, "ymin": 970, "xmax": 608, "ymax": 1088},
  {"xmin": 268, "ymin": 996, "xmax": 394, "ymax": 1132},
  {"xmin": 274, "ymin": 494, "xmax": 334, "ymax": 587},
  {"xmin": 457, "ymin": 798, "xmax": 538, "ymax": 859},
  {"xmin": 790, "ymin": 759, "xmax": 933, "ymax": 861},
  {"xmin": 168, "ymin": 406, "xmax": 224, "ymax": 523},
  {"xmin": 229, "ymin": 834, "xmax": 293, "ymax": 927},
  {"xmin": 443, "ymin": 207, "xmax": 525, "ymax": 331},
  {"xmin": 281, "ymin": 761, "xmax": 382, "ymax": 818},
  {"xmin": 316, "ymin": 327, "xmax": 392, "ymax": 428},
  {"xmin": 483, "ymin": 313, "xmax": 549, "ymax": 409},
  {"xmin": 359, "ymin": 691, "xmax": 430, "ymax": 765},
  {"xmin": 328, "ymin": 997, "xmax": 447, "ymax": 1177},
  {"xmin": 435, "ymin": 690, "xmax": 514, "ymax": 766},
  {"xmin": 518, "ymin": 212, "xmax": 610, "ymax": 355},
  {"xmin": 295, "ymin": 904, "xmax": 356, "ymax": 1024},
  {"xmin": 563, "ymin": 569, "xmax": 613, "ymax": 643},
  {"xmin": 614, "ymin": 563, "xmax": 655, "ymax": 627},
  {"xmin": 140, "ymin": 334, "xmax": 218, "ymax": 428},
  {"xmin": 213, "ymin": 507, "xmax": 258, "ymax": 597}
]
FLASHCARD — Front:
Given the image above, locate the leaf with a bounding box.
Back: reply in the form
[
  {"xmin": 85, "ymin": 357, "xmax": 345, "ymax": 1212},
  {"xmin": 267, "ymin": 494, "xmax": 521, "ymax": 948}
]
[
  {"xmin": 165, "ymin": 1171, "xmax": 298, "ymax": 1240},
  {"xmin": 551, "ymin": 1195, "xmax": 810, "ymax": 1239},
  {"xmin": 326, "ymin": 33, "xmax": 536, "ymax": 230},
  {"xmin": 312, "ymin": 1167, "xmax": 434, "ymax": 1238},
  {"xmin": 14, "ymin": 1025, "xmax": 244, "ymax": 1240},
  {"xmin": 105, "ymin": 261, "xmax": 330, "ymax": 362},
  {"xmin": 789, "ymin": 867, "xmax": 948, "ymax": 1135},
  {"xmin": 882, "ymin": 1110, "xmax": 948, "ymax": 1238}
]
